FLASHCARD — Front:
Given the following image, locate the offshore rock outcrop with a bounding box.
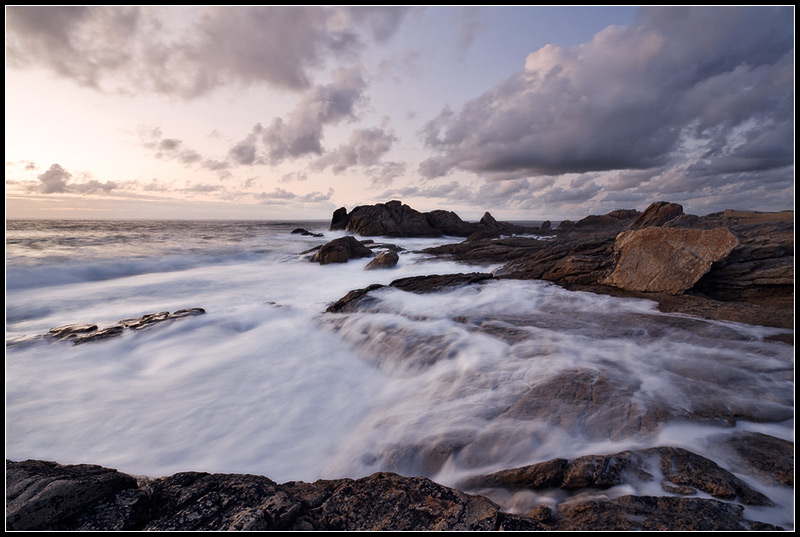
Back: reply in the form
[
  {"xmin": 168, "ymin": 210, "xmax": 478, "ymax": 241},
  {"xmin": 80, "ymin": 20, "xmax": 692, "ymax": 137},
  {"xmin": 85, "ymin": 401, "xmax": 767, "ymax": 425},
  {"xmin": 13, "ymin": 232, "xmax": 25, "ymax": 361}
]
[{"xmin": 328, "ymin": 200, "xmax": 539, "ymax": 238}]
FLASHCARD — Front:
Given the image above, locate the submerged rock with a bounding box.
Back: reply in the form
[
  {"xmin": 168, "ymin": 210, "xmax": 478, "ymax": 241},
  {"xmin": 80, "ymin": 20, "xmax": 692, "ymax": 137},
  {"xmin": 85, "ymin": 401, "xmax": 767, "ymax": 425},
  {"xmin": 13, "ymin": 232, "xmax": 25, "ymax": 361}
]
[
  {"xmin": 291, "ymin": 228, "xmax": 324, "ymax": 237},
  {"xmin": 8, "ymin": 309, "xmax": 208, "ymax": 347}
]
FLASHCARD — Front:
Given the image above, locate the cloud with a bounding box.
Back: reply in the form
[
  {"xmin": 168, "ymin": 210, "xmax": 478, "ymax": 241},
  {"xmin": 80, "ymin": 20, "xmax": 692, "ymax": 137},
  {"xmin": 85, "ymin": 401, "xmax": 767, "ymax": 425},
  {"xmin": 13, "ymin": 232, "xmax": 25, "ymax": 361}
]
[
  {"xmin": 256, "ymin": 187, "xmax": 334, "ymax": 204},
  {"xmin": 231, "ymin": 67, "xmax": 368, "ymax": 164},
  {"xmin": 30, "ymin": 163, "xmax": 118, "ymax": 194},
  {"xmin": 312, "ymin": 126, "xmax": 397, "ymax": 173},
  {"xmin": 418, "ymin": 6, "xmax": 794, "ymax": 204},
  {"xmin": 140, "ymin": 126, "xmax": 231, "ymax": 173},
  {"xmin": 455, "ymin": 7, "xmax": 488, "ymax": 58},
  {"xmin": 35, "ymin": 163, "xmax": 72, "ymax": 193},
  {"xmin": 6, "ymin": 6, "xmax": 413, "ymax": 98},
  {"xmin": 280, "ymin": 172, "xmax": 308, "ymax": 183}
]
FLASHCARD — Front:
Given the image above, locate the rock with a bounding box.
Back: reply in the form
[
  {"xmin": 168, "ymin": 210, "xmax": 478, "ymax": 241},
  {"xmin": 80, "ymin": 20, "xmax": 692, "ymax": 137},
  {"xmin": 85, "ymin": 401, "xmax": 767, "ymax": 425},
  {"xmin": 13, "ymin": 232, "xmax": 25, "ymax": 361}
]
[
  {"xmin": 47, "ymin": 323, "xmax": 99, "ymax": 341},
  {"xmin": 480, "ymin": 212, "xmax": 499, "ymax": 228},
  {"xmin": 692, "ymin": 217, "xmax": 794, "ymax": 307},
  {"xmin": 310, "ymin": 236, "xmax": 374, "ymax": 265},
  {"xmin": 364, "ymin": 250, "xmax": 399, "ymax": 270},
  {"xmin": 14, "ymin": 309, "xmax": 208, "ymax": 347},
  {"xmin": 466, "ymin": 230, "xmax": 501, "ymax": 242},
  {"xmin": 6, "ymin": 460, "xmax": 535, "ymax": 531},
  {"xmin": 304, "ymin": 472, "xmax": 501, "ymax": 531},
  {"xmin": 424, "ymin": 237, "xmax": 545, "ymax": 264},
  {"xmin": 497, "ymin": 233, "xmax": 618, "ymax": 285},
  {"xmin": 551, "ymin": 495, "xmax": 758, "ymax": 531},
  {"xmin": 565, "ymin": 208, "xmax": 641, "ymax": 233},
  {"xmin": 291, "ymin": 228, "xmax": 324, "ymax": 237},
  {"xmin": 459, "ymin": 446, "xmax": 772, "ymax": 507},
  {"xmin": 329, "ymin": 201, "xmax": 539, "ymax": 238},
  {"xmin": 600, "ymin": 227, "xmax": 739, "ymax": 294},
  {"xmin": 6, "ymin": 460, "xmax": 144, "ymax": 530},
  {"xmin": 343, "ymin": 201, "xmax": 441, "ymax": 237},
  {"xmin": 631, "ymin": 201, "xmax": 684, "ymax": 229},
  {"xmin": 329, "ymin": 207, "xmax": 350, "ymax": 231},
  {"xmin": 8, "ymin": 458, "xmax": 780, "ymax": 531},
  {"xmin": 325, "ymin": 273, "xmax": 494, "ymax": 313},
  {"xmin": 539, "ymin": 220, "xmax": 551, "ymax": 231},
  {"xmin": 389, "ymin": 273, "xmax": 494, "ymax": 294},
  {"xmin": 720, "ymin": 432, "xmax": 794, "ymax": 486},
  {"xmin": 325, "ymin": 284, "xmax": 386, "ymax": 313},
  {"xmin": 425, "ymin": 209, "xmax": 479, "ymax": 237}
]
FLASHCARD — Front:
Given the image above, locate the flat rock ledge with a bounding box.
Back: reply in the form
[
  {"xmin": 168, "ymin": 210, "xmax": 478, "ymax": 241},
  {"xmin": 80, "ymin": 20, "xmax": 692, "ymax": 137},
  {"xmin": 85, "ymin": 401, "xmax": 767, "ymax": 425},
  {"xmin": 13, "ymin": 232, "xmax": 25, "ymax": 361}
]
[
  {"xmin": 6, "ymin": 308, "xmax": 206, "ymax": 347},
  {"xmin": 5, "ymin": 458, "xmax": 784, "ymax": 531}
]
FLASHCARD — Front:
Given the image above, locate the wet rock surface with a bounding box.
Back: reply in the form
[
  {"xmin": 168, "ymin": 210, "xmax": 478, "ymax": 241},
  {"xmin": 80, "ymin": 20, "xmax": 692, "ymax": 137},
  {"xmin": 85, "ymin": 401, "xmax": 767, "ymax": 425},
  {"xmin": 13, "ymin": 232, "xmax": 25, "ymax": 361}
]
[
  {"xmin": 7, "ymin": 308, "xmax": 207, "ymax": 347},
  {"xmin": 7, "ymin": 458, "xmax": 785, "ymax": 531},
  {"xmin": 309, "ymin": 236, "xmax": 374, "ymax": 265},
  {"xmin": 458, "ymin": 447, "xmax": 773, "ymax": 507},
  {"xmin": 364, "ymin": 250, "xmax": 399, "ymax": 270}
]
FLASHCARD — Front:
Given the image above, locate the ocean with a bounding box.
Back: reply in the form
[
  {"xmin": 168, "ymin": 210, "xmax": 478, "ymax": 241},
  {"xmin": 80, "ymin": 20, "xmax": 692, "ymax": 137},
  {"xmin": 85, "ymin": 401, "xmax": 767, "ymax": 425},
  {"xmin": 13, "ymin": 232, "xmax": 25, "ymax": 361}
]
[{"xmin": 5, "ymin": 219, "xmax": 794, "ymax": 527}]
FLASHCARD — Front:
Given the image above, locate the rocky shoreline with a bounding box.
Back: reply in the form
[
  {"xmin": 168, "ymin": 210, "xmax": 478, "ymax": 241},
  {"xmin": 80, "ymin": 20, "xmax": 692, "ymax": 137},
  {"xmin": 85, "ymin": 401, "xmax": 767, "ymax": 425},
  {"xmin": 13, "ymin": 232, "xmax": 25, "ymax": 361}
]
[{"xmin": 6, "ymin": 200, "xmax": 793, "ymax": 531}]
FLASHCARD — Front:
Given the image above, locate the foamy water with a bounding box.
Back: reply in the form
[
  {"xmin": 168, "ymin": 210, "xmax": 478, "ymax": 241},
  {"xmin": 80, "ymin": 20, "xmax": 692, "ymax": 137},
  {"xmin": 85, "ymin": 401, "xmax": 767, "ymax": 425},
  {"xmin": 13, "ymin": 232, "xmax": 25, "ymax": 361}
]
[{"xmin": 5, "ymin": 220, "xmax": 794, "ymax": 528}]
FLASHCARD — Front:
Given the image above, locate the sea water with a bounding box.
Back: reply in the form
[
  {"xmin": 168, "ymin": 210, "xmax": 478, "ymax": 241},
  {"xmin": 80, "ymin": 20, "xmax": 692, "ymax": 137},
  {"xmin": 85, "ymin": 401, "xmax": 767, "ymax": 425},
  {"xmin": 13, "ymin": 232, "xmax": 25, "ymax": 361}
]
[{"xmin": 5, "ymin": 220, "xmax": 794, "ymax": 528}]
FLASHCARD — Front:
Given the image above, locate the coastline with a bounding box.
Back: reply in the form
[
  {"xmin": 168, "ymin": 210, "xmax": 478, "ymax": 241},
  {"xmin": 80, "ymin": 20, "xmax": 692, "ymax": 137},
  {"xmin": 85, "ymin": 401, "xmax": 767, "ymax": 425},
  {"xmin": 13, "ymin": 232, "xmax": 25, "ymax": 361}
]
[{"xmin": 6, "ymin": 200, "xmax": 794, "ymax": 531}]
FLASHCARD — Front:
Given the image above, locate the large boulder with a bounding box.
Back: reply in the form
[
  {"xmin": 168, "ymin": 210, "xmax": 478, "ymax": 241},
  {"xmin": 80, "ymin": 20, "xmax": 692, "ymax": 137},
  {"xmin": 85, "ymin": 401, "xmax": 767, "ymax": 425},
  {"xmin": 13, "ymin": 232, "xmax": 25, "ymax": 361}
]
[
  {"xmin": 310, "ymin": 236, "xmax": 374, "ymax": 265},
  {"xmin": 600, "ymin": 227, "xmax": 739, "ymax": 294}
]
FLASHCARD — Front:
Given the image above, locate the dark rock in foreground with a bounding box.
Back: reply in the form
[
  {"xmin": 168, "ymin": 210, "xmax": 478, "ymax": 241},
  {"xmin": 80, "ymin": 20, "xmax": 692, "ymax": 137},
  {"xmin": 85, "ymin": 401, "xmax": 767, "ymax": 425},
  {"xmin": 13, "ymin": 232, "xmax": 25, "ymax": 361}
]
[
  {"xmin": 6, "ymin": 458, "xmax": 783, "ymax": 531},
  {"xmin": 459, "ymin": 446, "xmax": 772, "ymax": 507}
]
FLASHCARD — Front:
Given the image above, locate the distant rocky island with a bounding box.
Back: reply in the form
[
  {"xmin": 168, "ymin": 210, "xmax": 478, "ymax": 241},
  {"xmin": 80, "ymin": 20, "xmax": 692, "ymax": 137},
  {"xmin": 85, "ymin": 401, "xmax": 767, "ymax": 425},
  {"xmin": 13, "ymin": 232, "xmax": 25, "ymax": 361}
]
[{"xmin": 7, "ymin": 200, "xmax": 794, "ymax": 531}]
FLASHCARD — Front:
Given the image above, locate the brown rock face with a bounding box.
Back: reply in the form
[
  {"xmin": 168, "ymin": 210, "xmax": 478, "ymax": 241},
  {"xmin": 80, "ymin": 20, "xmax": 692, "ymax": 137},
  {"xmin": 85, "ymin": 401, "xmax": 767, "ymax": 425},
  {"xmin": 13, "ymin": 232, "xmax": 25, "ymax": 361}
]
[
  {"xmin": 310, "ymin": 236, "xmax": 374, "ymax": 265},
  {"xmin": 343, "ymin": 201, "xmax": 442, "ymax": 237},
  {"xmin": 364, "ymin": 250, "xmax": 399, "ymax": 270},
  {"xmin": 600, "ymin": 227, "xmax": 739, "ymax": 294},
  {"xmin": 631, "ymin": 201, "xmax": 684, "ymax": 229}
]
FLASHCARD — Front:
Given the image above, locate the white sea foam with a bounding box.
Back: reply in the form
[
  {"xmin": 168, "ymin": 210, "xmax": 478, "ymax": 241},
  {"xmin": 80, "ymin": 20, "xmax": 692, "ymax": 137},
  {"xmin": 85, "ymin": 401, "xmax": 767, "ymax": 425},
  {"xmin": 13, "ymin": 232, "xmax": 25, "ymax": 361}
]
[{"xmin": 5, "ymin": 221, "xmax": 794, "ymax": 528}]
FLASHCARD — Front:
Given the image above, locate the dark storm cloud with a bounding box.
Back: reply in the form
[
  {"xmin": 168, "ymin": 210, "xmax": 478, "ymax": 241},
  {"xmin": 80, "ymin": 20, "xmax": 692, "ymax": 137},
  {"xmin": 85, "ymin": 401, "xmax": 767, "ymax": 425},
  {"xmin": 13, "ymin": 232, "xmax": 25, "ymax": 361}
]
[
  {"xmin": 6, "ymin": 6, "xmax": 413, "ymax": 97},
  {"xmin": 419, "ymin": 6, "xmax": 794, "ymax": 194}
]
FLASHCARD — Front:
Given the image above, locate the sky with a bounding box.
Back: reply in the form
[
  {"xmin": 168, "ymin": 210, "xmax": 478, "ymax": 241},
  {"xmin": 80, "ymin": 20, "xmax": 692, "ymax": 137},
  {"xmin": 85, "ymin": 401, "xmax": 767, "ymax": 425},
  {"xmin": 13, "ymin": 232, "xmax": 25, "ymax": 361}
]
[{"xmin": 5, "ymin": 6, "xmax": 795, "ymax": 221}]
